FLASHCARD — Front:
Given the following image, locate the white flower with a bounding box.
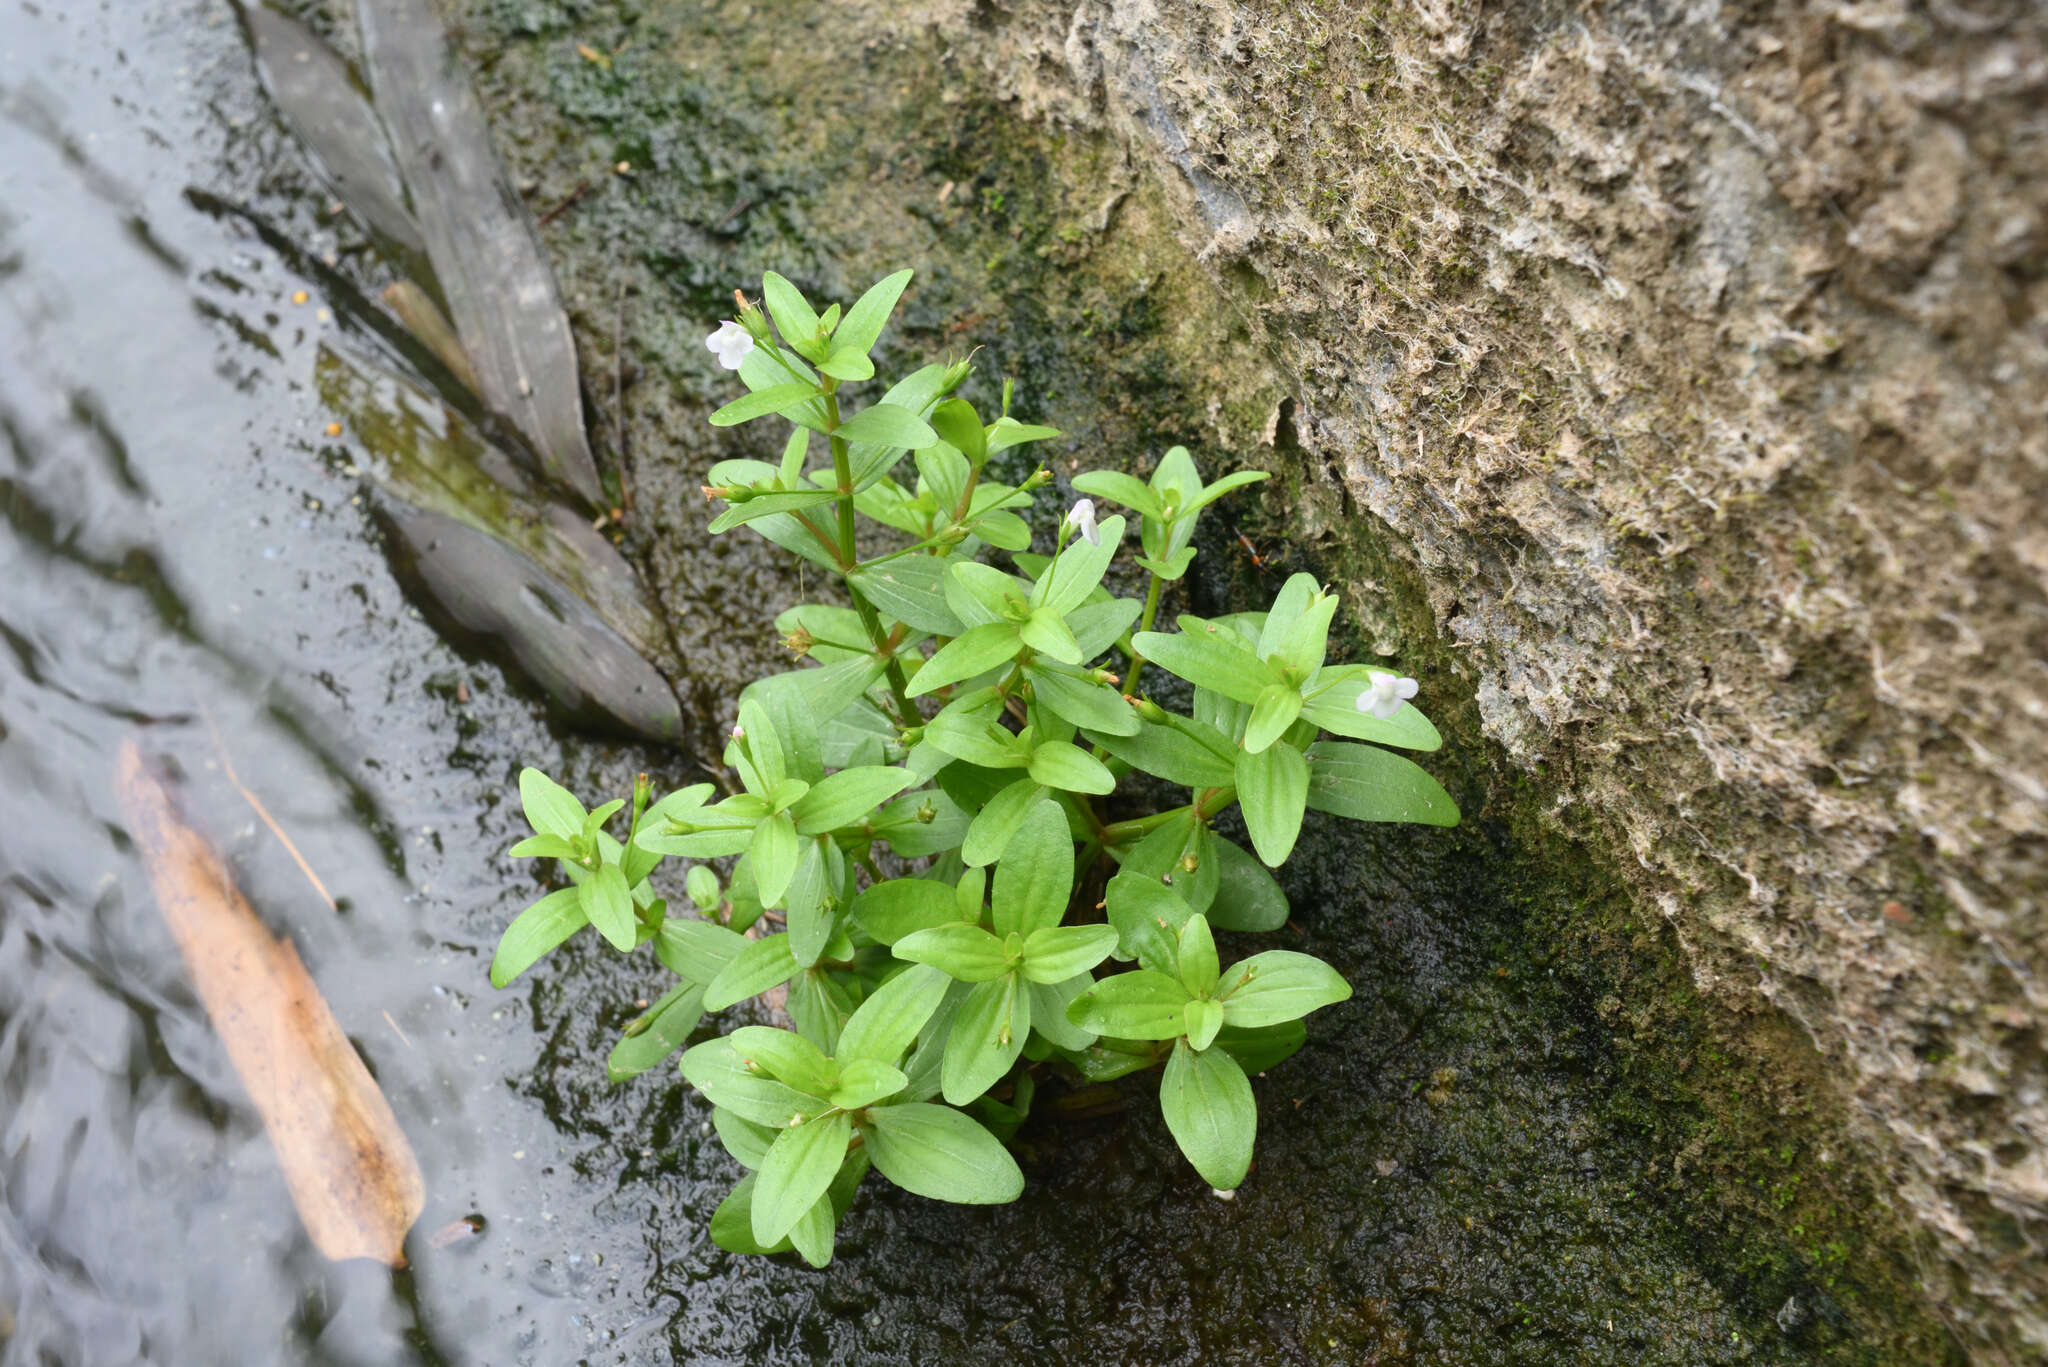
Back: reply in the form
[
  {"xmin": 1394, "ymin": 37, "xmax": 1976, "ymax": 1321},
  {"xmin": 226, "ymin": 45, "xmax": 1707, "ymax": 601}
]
[
  {"xmin": 1067, "ymin": 497, "xmax": 1099, "ymax": 547},
  {"xmin": 705, "ymin": 319, "xmax": 755, "ymax": 371},
  {"xmin": 1356, "ymin": 670, "xmax": 1418, "ymax": 720}
]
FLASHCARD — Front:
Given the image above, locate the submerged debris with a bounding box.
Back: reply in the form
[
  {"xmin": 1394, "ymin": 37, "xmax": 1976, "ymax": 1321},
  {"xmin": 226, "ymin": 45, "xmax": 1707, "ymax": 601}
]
[
  {"xmin": 236, "ymin": 2, "xmax": 426, "ymax": 260},
  {"xmin": 114, "ymin": 740, "xmax": 426, "ymax": 1267},
  {"xmin": 354, "ymin": 0, "xmax": 603, "ymax": 505}
]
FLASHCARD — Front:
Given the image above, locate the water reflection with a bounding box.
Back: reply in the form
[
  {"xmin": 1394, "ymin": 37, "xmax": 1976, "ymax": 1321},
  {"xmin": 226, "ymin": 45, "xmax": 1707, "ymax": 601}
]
[{"xmin": 0, "ymin": 3, "xmax": 632, "ymax": 1361}]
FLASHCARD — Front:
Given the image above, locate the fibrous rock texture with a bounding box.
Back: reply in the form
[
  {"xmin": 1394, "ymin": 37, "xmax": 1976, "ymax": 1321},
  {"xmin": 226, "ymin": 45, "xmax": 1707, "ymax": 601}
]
[{"xmin": 918, "ymin": 0, "xmax": 2047, "ymax": 1358}]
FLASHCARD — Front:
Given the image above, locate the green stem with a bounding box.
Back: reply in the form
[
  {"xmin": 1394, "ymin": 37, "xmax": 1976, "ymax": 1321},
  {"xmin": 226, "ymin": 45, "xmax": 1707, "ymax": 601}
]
[
  {"xmin": 1123, "ymin": 571, "xmax": 1165, "ymax": 694},
  {"xmin": 1097, "ymin": 803, "xmax": 1188, "ymax": 847},
  {"xmin": 821, "ymin": 393, "xmax": 919, "ymax": 725}
]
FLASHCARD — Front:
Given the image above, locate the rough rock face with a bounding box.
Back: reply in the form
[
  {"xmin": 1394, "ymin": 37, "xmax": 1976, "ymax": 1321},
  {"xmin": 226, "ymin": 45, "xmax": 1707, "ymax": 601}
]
[{"xmin": 911, "ymin": 0, "xmax": 2047, "ymax": 1358}]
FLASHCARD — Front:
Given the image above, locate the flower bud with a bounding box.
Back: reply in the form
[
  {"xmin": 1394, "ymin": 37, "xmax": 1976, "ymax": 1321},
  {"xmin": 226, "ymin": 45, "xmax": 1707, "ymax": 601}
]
[
  {"xmin": 938, "ymin": 356, "xmax": 975, "ymax": 394},
  {"xmin": 1129, "ymin": 695, "xmax": 1169, "ymax": 723}
]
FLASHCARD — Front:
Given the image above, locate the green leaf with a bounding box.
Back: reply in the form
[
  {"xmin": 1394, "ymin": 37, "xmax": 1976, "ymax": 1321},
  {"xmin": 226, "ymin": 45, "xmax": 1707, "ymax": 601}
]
[
  {"xmin": 969, "ymin": 508, "xmax": 1031, "ymax": 551},
  {"xmin": 944, "ymin": 560, "xmax": 1030, "ymax": 628},
  {"xmin": 1065, "ymin": 969, "xmax": 1192, "ymax": 1040},
  {"xmin": 1297, "ymin": 669, "xmax": 1444, "ymax": 750},
  {"xmin": 924, "ymin": 694, "xmax": 1027, "ymax": 770},
  {"xmin": 709, "ymin": 1174, "xmax": 786, "ymax": 1255},
  {"xmin": 703, "ymin": 932, "xmax": 801, "ymax": 1010},
  {"xmin": 1018, "ymin": 607, "xmax": 1083, "ymax": 664},
  {"xmin": 790, "ymin": 766, "xmax": 917, "ymax": 835},
  {"xmin": 761, "ymin": 271, "xmax": 821, "ymax": 342},
  {"xmin": 1216, "ymin": 950, "xmax": 1352, "ymax": 1026},
  {"xmin": 960, "ymin": 777, "xmax": 1045, "ymax": 866},
  {"xmin": 754, "ymin": 1111, "xmax": 853, "ymax": 1245},
  {"xmin": 1254, "ymin": 574, "xmax": 1320, "ymax": 660},
  {"xmin": 1027, "ymin": 974, "xmax": 1098, "ymax": 1050},
  {"xmin": 1020, "ymin": 924, "xmax": 1120, "ymax": 984},
  {"xmin": 713, "ymin": 1106, "xmax": 778, "ymax": 1169},
  {"xmin": 1134, "ymin": 548, "xmax": 1199, "ymax": 581},
  {"xmin": 834, "ymin": 268, "xmax": 913, "ymax": 355},
  {"xmin": 819, "ymin": 346, "xmax": 875, "ymax": 381},
  {"xmin": 1066, "ymin": 596, "xmax": 1144, "ymax": 660},
  {"xmin": 983, "ymin": 416, "xmax": 1061, "ymax": 454},
  {"xmin": 832, "ymin": 1059, "xmax": 909, "ymax": 1109},
  {"xmin": 519, "ymin": 768, "xmax": 586, "ymax": 839},
  {"xmin": 906, "ymin": 622, "xmax": 1022, "ymax": 698},
  {"xmin": 1160, "ymin": 1039, "xmax": 1255, "ymax": 1189},
  {"xmin": 580, "ymin": 863, "xmax": 636, "ymax": 952},
  {"xmin": 1206, "ymin": 836, "xmax": 1290, "ymax": 932},
  {"xmin": 1103, "ymin": 870, "xmax": 1192, "ymax": 975},
  {"xmin": 941, "ymin": 974, "xmax": 1029, "ymax": 1104},
  {"xmin": 1028, "ymin": 664, "xmax": 1139, "ymax": 737},
  {"xmin": 837, "ymin": 403, "xmax": 937, "ymax": 450},
  {"xmin": 1184, "ymin": 468, "xmax": 1270, "ymax": 517},
  {"xmin": 489, "ymin": 887, "xmax": 585, "ymax": 987},
  {"xmin": 1234, "ymin": 742, "xmax": 1309, "ymax": 867},
  {"xmin": 507, "ymin": 833, "xmax": 578, "ymax": 859},
  {"xmin": 790, "ymin": 968, "xmax": 855, "ymax": 1056},
  {"xmin": 785, "ymin": 1185, "xmax": 839, "ymax": 1268},
  {"xmin": 778, "ymin": 426, "xmax": 811, "ymax": 485},
  {"xmin": 654, "ymin": 916, "xmax": 747, "ymax": 984},
  {"xmin": 914, "ymin": 444, "xmax": 971, "ymax": 515},
  {"xmin": 782, "ymin": 839, "xmax": 836, "ymax": 967},
  {"xmin": 870, "ymin": 788, "xmax": 967, "ymax": 855},
  {"xmin": 749, "ymin": 811, "xmax": 800, "ymax": 907},
  {"xmin": 1131, "ymin": 625, "xmax": 1276, "ymax": 704},
  {"xmin": 737, "ymin": 697, "xmax": 788, "ymax": 791},
  {"xmin": 1214, "ymin": 1019, "xmax": 1307, "ymax": 1074},
  {"xmin": 1149, "ymin": 444, "xmax": 1203, "ymax": 505},
  {"xmin": 990, "ymin": 798, "xmax": 1073, "ymax": 937},
  {"xmin": 1303, "ymin": 741, "xmax": 1460, "ymax": 826},
  {"xmin": 681, "ymin": 1036, "xmax": 825, "ymax": 1126},
  {"xmin": 1035, "ymin": 515, "xmax": 1125, "ymax": 615},
  {"xmin": 1087, "ymin": 715, "xmax": 1236, "ymax": 788},
  {"xmin": 764, "ymin": 777, "xmax": 811, "ymax": 813},
  {"xmin": 838, "ymin": 963, "xmax": 950, "ymax": 1063},
  {"xmin": 894, "ymin": 923, "xmax": 1011, "ymax": 983},
  {"xmin": 1242, "ymin": 682, "xmax": 1305, "ymax": 755},
  {"xmin": 1116, "ymin": 808, "xmax": 1219, "ymax": 915},
  {"xmin": 710, "ymin": 382, "xmax": 820, "ymax": 427},
  {"xmin": 1183, "ymin": 997, "xmax": 1224, "ymax": 1051},
  {"xmin": 1177, "ymin": 914, "xmax": 1220, "ymax": 996},
  {"xmin": 862, "ymin": 1101, "xmax": 1024, "ymax": 1203},
  {"xmin": 727, "ymin": 1024, "xmax": 836, "ymax": 1096},
  {"xmin": 1070, "ymin": 469, "xmax": 1161, "ymax": 518},
  {"xmin": 707, "ymin": 487, "xmax": 841, "ymax": 533},
  {"xmin": 1025, "ymin": 739, "xmax": 1116, "ymax": 795},
  {"xmin": 928, "ymin": 398, "xmax": 986, "ymax": 464},
  {"xmin": 849, "ymin": 877, "xmax": 959, "ymax": 945},
  {"xmin": 1271, "ymin": 589, "xmax": 1338, "ymax": 679},
  {"xmin": 848, "ymin": 556, "xmax": 966, "ymax": 636}
]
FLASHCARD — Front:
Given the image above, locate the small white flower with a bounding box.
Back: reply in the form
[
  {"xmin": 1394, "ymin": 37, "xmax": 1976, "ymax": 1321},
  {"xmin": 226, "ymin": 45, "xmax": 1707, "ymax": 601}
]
[
  {"xmin": 1067, "ymin": 497, "xmax": 1099, "ymax": 547},
  {"xmin": 1356, "ymin": 670, "xmax": 1419, "ymax": 720},
  {"xmin": 730, "ymin": 722, "xmax": 746, "ymax": 741},
  {"xmin": 705, "ymin": 319, "xmax": 755, "ymax": 371}
]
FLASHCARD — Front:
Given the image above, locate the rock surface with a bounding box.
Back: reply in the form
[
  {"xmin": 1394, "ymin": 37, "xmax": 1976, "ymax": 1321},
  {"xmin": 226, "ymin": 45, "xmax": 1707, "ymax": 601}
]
[{"xmin": 918, "ymin": 0, "xmax": 2047, "ymax": 1357}]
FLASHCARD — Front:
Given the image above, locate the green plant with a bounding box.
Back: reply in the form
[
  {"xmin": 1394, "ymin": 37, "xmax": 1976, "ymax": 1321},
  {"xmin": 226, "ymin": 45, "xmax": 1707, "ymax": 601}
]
[{"xmin": 492, "ymin": 268, "xmax": 1459, "ymax": 1264}]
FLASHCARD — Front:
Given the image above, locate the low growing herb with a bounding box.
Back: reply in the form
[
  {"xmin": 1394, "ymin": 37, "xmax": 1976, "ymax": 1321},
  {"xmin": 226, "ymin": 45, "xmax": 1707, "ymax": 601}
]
[{"xmin": 493, "ymin": 269, "xmax": 1459, "ymax": 1263}]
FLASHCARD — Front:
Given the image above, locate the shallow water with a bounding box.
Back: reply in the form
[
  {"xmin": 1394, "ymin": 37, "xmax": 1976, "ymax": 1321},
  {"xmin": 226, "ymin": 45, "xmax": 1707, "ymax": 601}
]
[{"xmin": 0, "ymin": 3, "xmax": 1878, "ymax": 1364}]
